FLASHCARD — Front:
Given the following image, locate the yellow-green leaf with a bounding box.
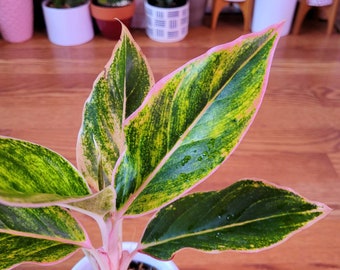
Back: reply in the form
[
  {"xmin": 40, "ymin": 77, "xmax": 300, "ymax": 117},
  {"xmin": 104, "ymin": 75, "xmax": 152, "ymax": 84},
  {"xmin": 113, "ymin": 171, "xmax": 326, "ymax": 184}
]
[
  {"xmin": 0, "ymin": 233, "xmax": 79, "ymax": 269},
  {"xmin": 115, "ymin": 25, "xmax": 281, "ymax": 215},
  {"xmin": 141, "ymin": 180, "xmax": 330, "ymax": 260},
  {"xmin": 77, "ymin": 23, "xmax": 154, "ymax": 192},
  {"xmin": 0, "ymin": 137, "xmax": 90, "ymax": 205}
]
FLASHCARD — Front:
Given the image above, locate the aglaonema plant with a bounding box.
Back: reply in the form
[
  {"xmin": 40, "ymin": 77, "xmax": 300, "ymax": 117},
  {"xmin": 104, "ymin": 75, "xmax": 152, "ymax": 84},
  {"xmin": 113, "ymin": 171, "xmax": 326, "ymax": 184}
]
[{"xmin": 0, "ymin": 22, "xmax": 331, "ymax": 270}]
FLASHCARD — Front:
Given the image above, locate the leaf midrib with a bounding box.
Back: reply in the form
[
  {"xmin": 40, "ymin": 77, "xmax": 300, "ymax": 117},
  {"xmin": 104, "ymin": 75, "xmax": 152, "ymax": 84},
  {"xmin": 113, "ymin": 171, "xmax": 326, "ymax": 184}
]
[{"xmin": 142, "ymin": 208, "xmax": 320, "ymax": 248}]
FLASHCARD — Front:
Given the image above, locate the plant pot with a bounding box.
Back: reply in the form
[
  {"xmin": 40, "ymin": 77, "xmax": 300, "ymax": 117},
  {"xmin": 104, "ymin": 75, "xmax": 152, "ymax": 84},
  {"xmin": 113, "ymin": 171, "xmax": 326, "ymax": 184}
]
[
  {"xmin": 90, "ymin": 1, "xmax": 136, "ymax": 40},
  {"xmin": 132, "ymin": 0, "xmax": 147, "ymax": 28},
  {"xmin": 42, "ymin": 0, "xmax": 94, "ymax": 46},
  {"xmin": 189, "ymin": 0, "xmax": 207, "ymax": 27},
  {"xmin": 251, "ymin": 0, "xmax": 298, "ymax": 36},
  {"xmin": 73, "ymin": 242, "xmax": 178, "ymax": 270},
  {"xmin": 0, "ymin": 0, "xmax": 34, "ymax": 43},
  {"xmin": 144, "ymin": 0, "xmax": 189, "ymax": 43}
]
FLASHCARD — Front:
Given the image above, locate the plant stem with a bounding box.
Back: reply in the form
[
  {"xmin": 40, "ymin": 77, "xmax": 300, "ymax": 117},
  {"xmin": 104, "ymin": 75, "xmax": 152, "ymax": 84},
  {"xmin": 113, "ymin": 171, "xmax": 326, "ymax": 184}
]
[{"xmin": 107, "ymin": 214, "xmax": 123, "ymax": 270}]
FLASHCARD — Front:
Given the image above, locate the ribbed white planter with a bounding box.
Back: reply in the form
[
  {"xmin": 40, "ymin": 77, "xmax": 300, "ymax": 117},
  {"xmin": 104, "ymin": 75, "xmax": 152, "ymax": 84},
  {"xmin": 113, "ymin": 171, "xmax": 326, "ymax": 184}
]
[
  {"xmin": 251, "ymin": 0, "xmax": 298, "ymax": 36},
  {"xmin": 42, "ymin": 0, "xmax": 94, "ymax": 46},
  {"xmin": 73, "ymin": 242, "xmax": 178, "ymax": 270},
  {"xmin": 144, "ymin": 1, "xmax": 189, "ymax": 43}
]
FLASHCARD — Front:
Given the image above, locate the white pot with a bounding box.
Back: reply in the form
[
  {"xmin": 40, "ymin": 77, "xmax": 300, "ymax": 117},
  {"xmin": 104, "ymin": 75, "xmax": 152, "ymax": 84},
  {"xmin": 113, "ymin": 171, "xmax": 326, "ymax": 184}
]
[
  {"xmin": 73, "ymin": 242, "xmax": 178, "ymax": 270},
  {"xmin": 251, "ymin": 0, "xmax": 298, "ymax": 36},
  {"xmin": 144, "ymin": 1, "xmax": 189, "ymax": 43},
  {"xmin": 42, "ymin": 0, "xmax": 94, "ymax": 46}
]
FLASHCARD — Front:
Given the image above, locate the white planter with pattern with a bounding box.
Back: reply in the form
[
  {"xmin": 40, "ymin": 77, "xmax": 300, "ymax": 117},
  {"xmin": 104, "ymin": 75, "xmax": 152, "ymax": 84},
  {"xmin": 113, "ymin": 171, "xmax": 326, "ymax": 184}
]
[{"xmin": 144, "ymin": 1, "xmax": 189, "ymax": 43}]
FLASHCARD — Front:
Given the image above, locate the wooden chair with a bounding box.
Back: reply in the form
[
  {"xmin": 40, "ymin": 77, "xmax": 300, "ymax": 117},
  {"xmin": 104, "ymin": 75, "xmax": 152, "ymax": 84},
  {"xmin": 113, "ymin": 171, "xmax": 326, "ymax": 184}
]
[
  {"xmin": 210, "ymin": 0, "xmax": 254, "ymax": 31},
  {"xmin": 292, "ymin": 0, "xmax": 340, "ymax": 35}
]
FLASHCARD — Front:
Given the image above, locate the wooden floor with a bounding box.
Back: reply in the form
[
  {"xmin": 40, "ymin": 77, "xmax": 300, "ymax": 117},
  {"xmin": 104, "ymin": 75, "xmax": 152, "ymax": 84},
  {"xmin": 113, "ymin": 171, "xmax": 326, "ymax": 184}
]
[{"xmin": 1, "ymin": 14, "xmax": 340, "ymax": 269}]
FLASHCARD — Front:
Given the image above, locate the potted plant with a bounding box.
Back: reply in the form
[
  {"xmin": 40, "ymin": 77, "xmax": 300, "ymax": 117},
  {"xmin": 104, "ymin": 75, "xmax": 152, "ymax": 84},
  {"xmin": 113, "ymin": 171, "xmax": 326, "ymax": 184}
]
[
  {"xmin": 144, "ymin": 0, "xmax": 189, "ymax": 42},
  {"xmin": 41, "ymin": 0, "xmax": 94, "ymax": 46},
  {"xmin": 90, "ymin": 0, "xmax": 135, "ymax": 39},
  {"xmin": 0, "ymin": 0, "xmax": 34, "ymax": 43},
  {"xmin": 189, "ymin": 0, "xmax": 207, "ymax": 27},
  {"xmin": 0, "ymin": 22, "xmax": 330, "ymax": 270}
]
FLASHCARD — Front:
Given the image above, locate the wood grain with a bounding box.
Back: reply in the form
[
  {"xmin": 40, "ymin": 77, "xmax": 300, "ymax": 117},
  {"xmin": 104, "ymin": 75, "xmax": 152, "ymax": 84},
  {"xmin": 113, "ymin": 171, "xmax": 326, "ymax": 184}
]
[{"xmin": 1, "ymin": 14, "xmax": 339, "ymax": 269}]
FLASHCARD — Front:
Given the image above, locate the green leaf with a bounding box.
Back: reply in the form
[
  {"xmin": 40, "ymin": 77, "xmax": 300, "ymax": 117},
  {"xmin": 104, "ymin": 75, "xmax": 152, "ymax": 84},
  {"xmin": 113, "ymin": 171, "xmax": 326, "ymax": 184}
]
[
  {"xmin": 77, "ymin": 24, "xmax": 154, "ymax": 192},
  {"xmin": 0, "ymin": 205, "xmax": 87, "ymax": 269},
  {"xmin": 0, "ymin": 137, "xmax": 90, "ymax": 205},
  {"xmin": 0, "ymin": 233, "xmax": 79, "ymax": 269},
  {"xmin": 69, "ymin": 186, "xmax": 115, "ymax": 217},
  {"xmin": 0, "ymin": 205, "xmax": 86, "ymax": 242},
  {"xmin": 141, "ymin": 180, "xmax": 330, "ymax": 260},
  {"xmin": 115, "ymin": 25, "xmax": 281, "ymax": 214}
]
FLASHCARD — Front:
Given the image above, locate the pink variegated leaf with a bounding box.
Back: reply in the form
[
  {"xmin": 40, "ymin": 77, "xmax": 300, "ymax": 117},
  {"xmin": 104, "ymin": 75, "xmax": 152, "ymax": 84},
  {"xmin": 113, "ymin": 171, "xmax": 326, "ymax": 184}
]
[
  {"xmin": 142, "ymin": 180, "xmax": 330, "ymax": 259},
  {"xmin": 0, "ymin": 137, "xmax": 90, "ymax": 206},
  {"xmin": 77, "ymin": 24, "xmax": 154, "ymax": 193},
  {"xmin": 141, "ymin": 180, "xmax": 331, "ymax": 260},
  {"xmin": 115, "ymin": 24, "xmax": 282, "ymax": 215}
]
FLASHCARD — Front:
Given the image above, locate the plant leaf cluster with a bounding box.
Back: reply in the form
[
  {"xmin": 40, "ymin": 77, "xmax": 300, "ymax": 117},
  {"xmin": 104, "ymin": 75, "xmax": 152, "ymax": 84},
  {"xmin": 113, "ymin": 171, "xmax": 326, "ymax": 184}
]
[{"xmin": 0, "ymin": 23, "xmax": 330, "ymax": 269}]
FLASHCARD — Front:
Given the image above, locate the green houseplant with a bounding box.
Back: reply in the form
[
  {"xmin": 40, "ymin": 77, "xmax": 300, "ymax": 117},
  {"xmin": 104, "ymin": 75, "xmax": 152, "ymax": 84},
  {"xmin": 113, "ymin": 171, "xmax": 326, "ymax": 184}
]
[
  {"xmin": 147, "ymin": 0, "xmax": 186, "ymax": 8},
  {"xmin": 47, "ymin": 0, "xmax": 88, "ymax": 8},
  {"xmin": 0, "ymin": 22, "xmax": 330, "ymax": 270},
  {"xmin": 42, "ymin": 0, "xmax": 94, "ymax": 46},
  {"xmin": 96, "ymin": 0, "xmax": 133, "ymax": 6}
]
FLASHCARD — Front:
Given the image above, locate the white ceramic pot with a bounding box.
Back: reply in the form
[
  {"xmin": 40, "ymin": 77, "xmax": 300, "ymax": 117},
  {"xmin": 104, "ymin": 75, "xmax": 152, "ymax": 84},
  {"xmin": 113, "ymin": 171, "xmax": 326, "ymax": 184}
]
[
  {"xmin": 144, "ymin": 1, "xmax": 189, "ymax": 43},
  {"xmin": 251, "ymin": 0, "xmax": 298, "ymax": 36},
  {"xmin": 42, "ymin": 0, "xmax": 94, "ymax": 46},
  {"xmin": 73, "ymin": 242, "xmax": 178, "ymax": 270}
]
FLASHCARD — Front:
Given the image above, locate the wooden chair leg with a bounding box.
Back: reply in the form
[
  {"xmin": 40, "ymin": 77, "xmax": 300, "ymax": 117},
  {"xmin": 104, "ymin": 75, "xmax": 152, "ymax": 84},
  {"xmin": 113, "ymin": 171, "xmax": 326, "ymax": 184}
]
[
  {"xmin": 238, "ymin": 0, "xmax": 254, "ymax": 32},
  {"xmin": 327, "ymin": 0, "xmax": 339, "ymax": 35},
  {"xmin": 292, "ymin": 0, "xmax": 312, "ymax": 35},
  {"xmin": 211, "ymin": 0, "xmax": 229, "ymax": 29},
  {"xmin": 210, "ymin": 0, "xmax": 254, "ymax": 31}
]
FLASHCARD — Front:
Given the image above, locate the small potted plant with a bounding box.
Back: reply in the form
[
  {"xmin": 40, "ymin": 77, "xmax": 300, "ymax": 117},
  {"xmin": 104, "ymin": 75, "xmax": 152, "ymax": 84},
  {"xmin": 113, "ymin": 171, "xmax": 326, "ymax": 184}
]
[
  {"xmin": 144, "ymin": 0, "xmax": 189, "ymax": 42},
  {"xmin": 42, "ymin": 0, "xmax": 94, "ymax": 46},
  {"xmin": 0, "ymin": 22, "xmax": 330, "ymax": 270},
  {"xmin": 90, "ymin": 0, "xmax": 135, "ymax": 39}
]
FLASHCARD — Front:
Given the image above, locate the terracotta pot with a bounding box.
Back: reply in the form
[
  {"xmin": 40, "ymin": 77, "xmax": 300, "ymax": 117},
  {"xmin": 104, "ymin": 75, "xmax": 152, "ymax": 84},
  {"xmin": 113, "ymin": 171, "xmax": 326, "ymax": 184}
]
[
  {"xmin": 90, "ymin": 1, "xmax": 136, "ymax": 40},
  {"xmin": 42, "ymin": 0, "xmax": 94, "ymax": 46},
  {"xmin": 0, "ymin": 0, "xmax": 34, "ymax": 43},
  {"xmin": 73, "ymin": 242, "xmax": 178, "ymax": 270}
]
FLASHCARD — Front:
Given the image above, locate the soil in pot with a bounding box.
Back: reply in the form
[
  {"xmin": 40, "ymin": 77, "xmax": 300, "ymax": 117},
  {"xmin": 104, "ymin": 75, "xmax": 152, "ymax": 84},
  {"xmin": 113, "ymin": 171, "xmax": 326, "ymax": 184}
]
[
  {"xmin": 128, "ymin": 260, "xmax": 156, "ymax": 270},
  {"xmin": 147, "ymin": 0, "xmax": 186, "ymax": 7}
]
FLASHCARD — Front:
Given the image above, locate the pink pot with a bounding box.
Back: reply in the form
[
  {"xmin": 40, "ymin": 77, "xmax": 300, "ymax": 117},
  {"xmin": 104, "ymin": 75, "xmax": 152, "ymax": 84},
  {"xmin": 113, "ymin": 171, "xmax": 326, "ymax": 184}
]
[{"xmin": 0, "ymin": 0, "xmax": 34, "ymax": 43}]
